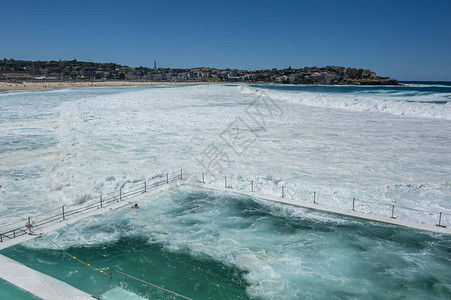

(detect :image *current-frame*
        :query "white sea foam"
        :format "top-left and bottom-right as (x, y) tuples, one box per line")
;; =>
(101, 286), (147, 300)
(238, 85), (451, 120)
(1, 84), (450, 229)
(21, 186), (450, 299)
(402, 83), (451, 88)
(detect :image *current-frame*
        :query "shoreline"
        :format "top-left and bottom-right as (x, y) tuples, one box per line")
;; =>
(0, 80), (223, 92)
(0, 80), (411, 93)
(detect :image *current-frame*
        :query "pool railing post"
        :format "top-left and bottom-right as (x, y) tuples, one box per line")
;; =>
(166, 173), (169, 184)
(120, 189), (122, 201)
(313, 191), (316, 204)
(352, 198), (355, 211)
(391, 204), (395, 219)
(282, 186), (285, 198)
(62, 206), (65, 220)
(144, 181), (147, 193)
(202, 172), (205, 183)
(180, 169), (183, 180)
(436, 212), (446, 228)
(251, 180), (254, 192)
(224, 176), (227, 188)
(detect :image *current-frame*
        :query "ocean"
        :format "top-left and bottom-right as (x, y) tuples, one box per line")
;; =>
(0, 83), (450, 298)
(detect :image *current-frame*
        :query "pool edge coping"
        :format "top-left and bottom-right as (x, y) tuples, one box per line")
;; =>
(1, 178), (449, 300)
(0, 181), (178, 299)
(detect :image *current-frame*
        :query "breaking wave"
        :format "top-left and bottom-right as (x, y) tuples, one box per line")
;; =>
(239, 85), (451, 120)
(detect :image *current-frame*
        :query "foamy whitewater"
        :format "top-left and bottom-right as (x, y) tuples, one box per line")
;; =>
(1, 83), (450, 298)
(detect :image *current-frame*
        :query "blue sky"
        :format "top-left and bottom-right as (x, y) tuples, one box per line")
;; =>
(2, 0), (451, 81)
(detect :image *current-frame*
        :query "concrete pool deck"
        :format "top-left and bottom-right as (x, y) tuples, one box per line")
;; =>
(0, 181), (179, 299)
(184, 180), (451, 235)
(0, 254), (93, 300)
(0, 177), (449, 299)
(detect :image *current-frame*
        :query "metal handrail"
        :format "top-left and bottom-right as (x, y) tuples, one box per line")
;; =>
(0, 171), (183, 242)
(0, 228), (28, 242)
(1, 168), (449, 241)
(107, 270), (192, 300)
(4, 168), (445, 239)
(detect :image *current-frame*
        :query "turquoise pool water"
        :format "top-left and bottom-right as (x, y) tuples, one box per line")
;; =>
(2, 238), (248, 299)
(1, 187), (450, 299)
(0, 278), (40, 300)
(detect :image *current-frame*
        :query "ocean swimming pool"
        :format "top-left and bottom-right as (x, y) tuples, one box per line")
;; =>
(1, 186), (450, 299)
(0, 278), (40, 300)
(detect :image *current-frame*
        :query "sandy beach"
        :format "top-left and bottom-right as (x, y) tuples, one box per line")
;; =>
(0, 80), (222, 92)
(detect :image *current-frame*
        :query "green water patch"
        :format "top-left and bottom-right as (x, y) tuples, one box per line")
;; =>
(1, 236), (251, 299)
(0, 278), (41, 300)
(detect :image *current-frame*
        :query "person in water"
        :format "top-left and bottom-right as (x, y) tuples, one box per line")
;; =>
(131, 203), (139, 209)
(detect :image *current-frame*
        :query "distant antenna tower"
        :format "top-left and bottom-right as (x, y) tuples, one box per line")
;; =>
(154, 60), (157, 69)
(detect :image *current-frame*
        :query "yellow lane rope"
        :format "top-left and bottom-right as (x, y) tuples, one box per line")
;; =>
(32, 222), (105, 274)
(30, 218), (448, 299)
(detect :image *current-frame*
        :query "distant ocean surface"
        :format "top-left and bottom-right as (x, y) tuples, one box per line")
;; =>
(0, 81), (450, 222)
(246, 81), (451, 119)
(400, 80), (451, 86)
(0, 82), (450, 298)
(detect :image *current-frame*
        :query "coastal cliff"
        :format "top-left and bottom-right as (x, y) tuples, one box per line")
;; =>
(270, 66), (398, 85)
